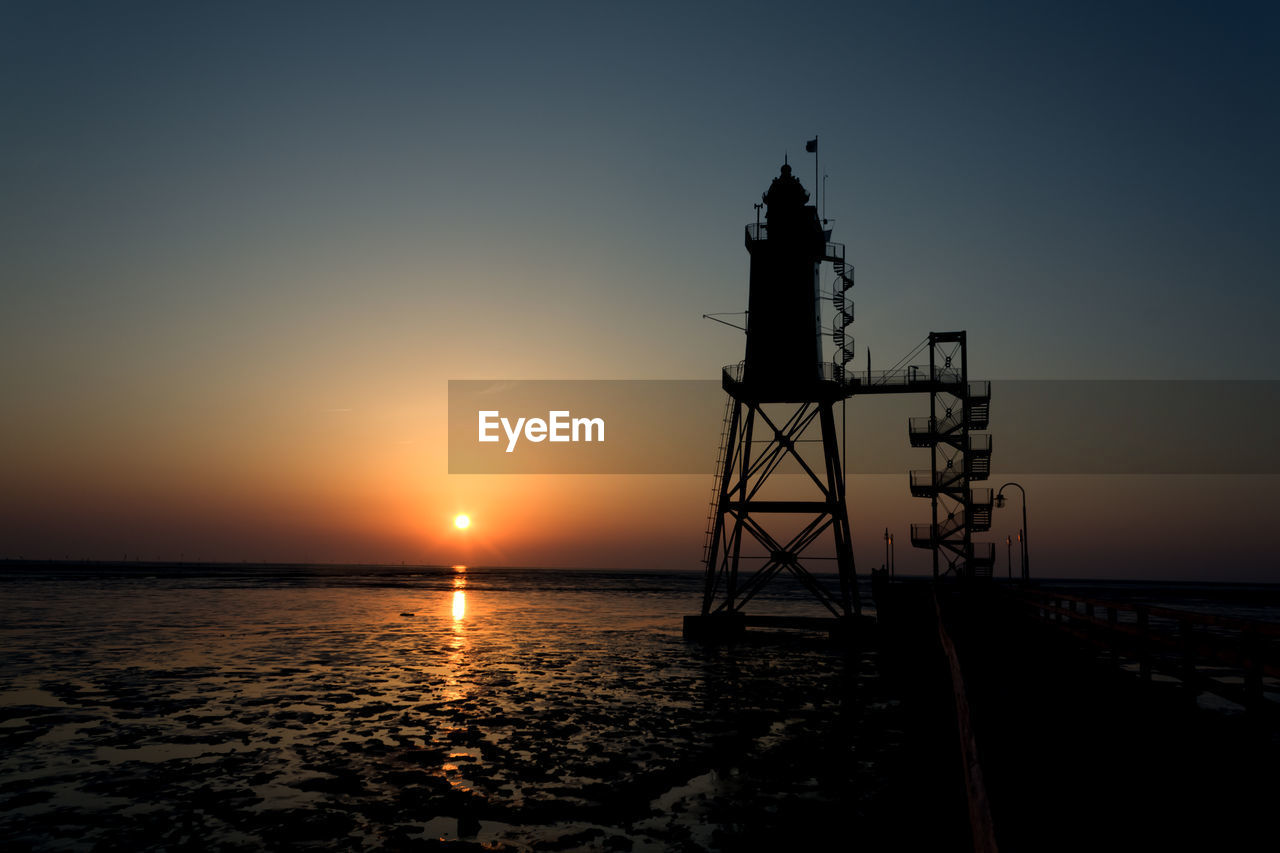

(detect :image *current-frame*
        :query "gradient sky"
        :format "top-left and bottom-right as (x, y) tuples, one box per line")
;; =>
(2, 2), (1277, 579)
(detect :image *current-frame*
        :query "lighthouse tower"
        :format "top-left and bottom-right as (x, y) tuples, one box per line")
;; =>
(691, 163), (859, 633)
(743, 163), (827, 392)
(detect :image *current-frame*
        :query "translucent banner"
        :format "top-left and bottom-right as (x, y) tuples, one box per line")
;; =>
(448, 379), (1280, 475)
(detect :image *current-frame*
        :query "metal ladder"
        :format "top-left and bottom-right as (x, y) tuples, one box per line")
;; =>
(702, 392), (735, 567)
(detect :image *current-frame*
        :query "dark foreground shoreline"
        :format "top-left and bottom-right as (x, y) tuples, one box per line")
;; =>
(2, 564), (963, 851)
(880, 580), (1280, 852)
(3, 563), (1277, 850)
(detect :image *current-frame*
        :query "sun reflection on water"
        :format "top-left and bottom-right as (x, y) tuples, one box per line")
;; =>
(442, 568), (469, 704)
(451, 566), (467, 623)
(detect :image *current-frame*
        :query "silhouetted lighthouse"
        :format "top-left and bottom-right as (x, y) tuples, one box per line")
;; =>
(743, 161), (826, 392)
(687, 158), (998, 640)
(691, 162), (858, 633)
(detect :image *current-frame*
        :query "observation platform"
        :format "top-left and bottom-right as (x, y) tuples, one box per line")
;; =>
(721, 362), (992, 404)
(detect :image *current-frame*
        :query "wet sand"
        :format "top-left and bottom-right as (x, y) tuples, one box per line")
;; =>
(1, 567), (958, 851)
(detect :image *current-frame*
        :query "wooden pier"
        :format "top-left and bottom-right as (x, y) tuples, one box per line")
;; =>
(872, 579), (1280, 852)
(1011, 586), (1280, 718)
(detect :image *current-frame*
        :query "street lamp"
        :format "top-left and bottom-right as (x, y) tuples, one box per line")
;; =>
(995, 482), (1029, 581)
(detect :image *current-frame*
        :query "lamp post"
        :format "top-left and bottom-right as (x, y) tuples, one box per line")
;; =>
(996, 483), (1029, 581)
(1006, 535), (1012, 580)
(883, 528), (891, 578)
(890, 532), (895, 577)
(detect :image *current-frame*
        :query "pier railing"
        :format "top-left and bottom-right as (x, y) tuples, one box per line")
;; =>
(721, 361), (975, 395)
(721, 361), (845, 386)
(1011, 588), (1280, 717)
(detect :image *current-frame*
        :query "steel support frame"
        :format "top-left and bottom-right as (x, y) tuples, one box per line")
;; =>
(701, 394), (858, 618)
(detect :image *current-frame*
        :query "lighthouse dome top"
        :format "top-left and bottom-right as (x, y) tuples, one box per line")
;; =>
(762, 162), (810, 215)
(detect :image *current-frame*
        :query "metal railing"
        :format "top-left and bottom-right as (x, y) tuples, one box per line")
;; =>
(909, 469), (935, 493)
(968, 433), (992, 453)
(971, 542), (995, 565)
(723, 361), (979, 392)
(1012, 588), (1280, 716)
(910, 413), (964, 436)
(910, 468), (966, 490)
(864, 365), (963, 387)
(722, 361), (847, 386)
(910, 523), (935, 545)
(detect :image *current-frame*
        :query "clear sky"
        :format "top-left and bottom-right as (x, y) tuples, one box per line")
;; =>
(2, 1), (1277, 579)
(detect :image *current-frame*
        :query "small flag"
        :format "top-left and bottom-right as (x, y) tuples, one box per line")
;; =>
(805, 137), (817, 153)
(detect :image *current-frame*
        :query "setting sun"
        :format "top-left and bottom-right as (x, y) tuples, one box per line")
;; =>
(454, 514), (471, 530)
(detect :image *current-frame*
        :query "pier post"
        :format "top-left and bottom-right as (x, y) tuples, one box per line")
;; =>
(1137, 606), (1151, 682)
(1179, 619), (1197, 700)
(1107, 606), (1118, 667)
(1243, 627), (1263, 713)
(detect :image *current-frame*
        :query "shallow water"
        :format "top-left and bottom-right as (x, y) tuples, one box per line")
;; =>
(1, 566), (899, 851)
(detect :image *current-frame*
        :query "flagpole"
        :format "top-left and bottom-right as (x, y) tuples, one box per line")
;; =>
(813, 135), (819, 220)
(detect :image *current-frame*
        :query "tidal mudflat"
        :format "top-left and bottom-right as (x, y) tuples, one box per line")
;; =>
(1, 567), (938, 851)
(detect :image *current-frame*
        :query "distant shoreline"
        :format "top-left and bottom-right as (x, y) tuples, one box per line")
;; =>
(0, 558), (704, 574)
(2, 558), (1277, 591)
